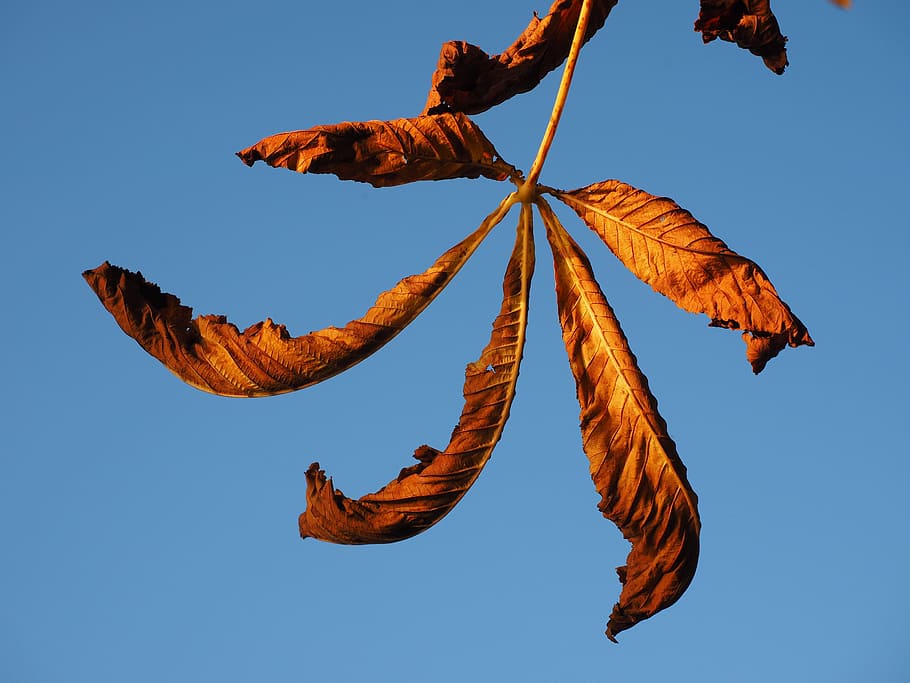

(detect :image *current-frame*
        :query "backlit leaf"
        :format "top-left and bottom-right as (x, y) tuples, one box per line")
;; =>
(695, 0), (788, 74)
(82, 197), (514, 397)
(298, 204), (534, 543)
(550, 180), (813, 372)
(237, 112), (517, 187)
(538, 198), (700, 642)
(423, 0), (618, 115)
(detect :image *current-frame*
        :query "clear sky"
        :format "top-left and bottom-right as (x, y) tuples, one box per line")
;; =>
(3, 2), (909, 681)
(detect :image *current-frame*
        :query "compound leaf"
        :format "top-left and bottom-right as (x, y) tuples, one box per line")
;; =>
(539, 198), (700, 642)
(423, 0), (618, 115)
(82, 198), (513, 397)
(237, 112), (517, 187)
(298, 204), (534, 543)
(550, 180), (813, 372)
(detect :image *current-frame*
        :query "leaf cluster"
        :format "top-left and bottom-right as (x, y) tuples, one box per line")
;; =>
(85, 0), (844, 641)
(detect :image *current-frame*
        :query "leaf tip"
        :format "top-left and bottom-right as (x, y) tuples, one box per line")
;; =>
(236, 147), (259, 167)
(82, 260), (109, 281)
(604, 603), (628, 643)
(83, 260), (123, 290)
(744, 332), (787, 374)
(744, 322), (814, 373)
(299, 462), (331, 540)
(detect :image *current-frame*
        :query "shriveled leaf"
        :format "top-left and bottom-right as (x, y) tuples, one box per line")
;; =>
(299, 205), (534, 543)
(423, 0), (618, 115)
(538, 198), (700, 642)
(695, 0), (788, 74)
(550, 180), (813, 372)
(83, 197), (514, 397)
(237, 112), (517, 187)
(829, 0), (851, 6)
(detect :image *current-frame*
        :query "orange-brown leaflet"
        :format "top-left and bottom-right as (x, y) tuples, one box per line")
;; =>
(695, 0), (788, 74)
(550, 180), (813, 372)
(237, 112), (517, 187)
(299, 204), (534, 543)
(423, 0), (618, 115)
(82, 198), (513, 397)
(538, 198), (700, 642)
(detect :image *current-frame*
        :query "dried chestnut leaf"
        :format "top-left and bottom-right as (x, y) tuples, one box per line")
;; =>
(539, 199), (700, 641)
(299, 205), (534, 543)
(423, 0), (618, 115)
(238, 112), (517, 187)
(695, 0), (788, 74)
(83, 198), (513, 397)
(550, 180), (813, 372)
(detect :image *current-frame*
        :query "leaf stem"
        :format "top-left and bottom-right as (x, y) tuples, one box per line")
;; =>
(522, 0), (594, 195)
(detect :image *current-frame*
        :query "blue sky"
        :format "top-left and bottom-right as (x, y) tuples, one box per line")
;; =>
(3, 1), (909, 681)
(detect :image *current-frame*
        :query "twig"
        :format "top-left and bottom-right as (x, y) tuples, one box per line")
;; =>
(520, 0), (594, 197)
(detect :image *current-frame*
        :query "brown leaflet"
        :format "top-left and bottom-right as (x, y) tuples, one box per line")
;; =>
(298, 204), (534, 544)
(237, 112), (517, 187)
(537, 198), (700, 642)
(550, 180), (813, 372)
(83, 197), (515, 397)
(422, 0), (618, 116)
(695, 0), (788, 74)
